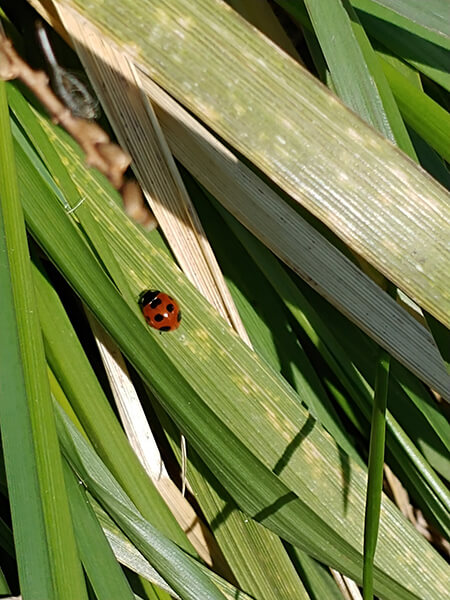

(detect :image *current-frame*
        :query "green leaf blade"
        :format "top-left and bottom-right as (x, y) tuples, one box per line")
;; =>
(0, 81), (87, 600)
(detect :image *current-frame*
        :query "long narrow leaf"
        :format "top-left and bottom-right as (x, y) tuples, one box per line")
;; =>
(0, 81), (87, 600)
(303, 0), (414, 155)
(0, 82), (53, 600)
(363, 348), (389, 599)
(12, 116), (450, 599)
(62, 461), (136, 600)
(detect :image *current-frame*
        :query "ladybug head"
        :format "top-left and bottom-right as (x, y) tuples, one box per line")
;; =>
(138, 289), (160, 307)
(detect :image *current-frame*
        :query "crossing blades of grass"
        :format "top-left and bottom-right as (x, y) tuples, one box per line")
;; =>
(155, 180), (314, 597)
(55, 403), (228, 600)
(302, 0), (415, 155)
(61, 23), (250, 343)
(277, 3), (450, 186)
(92, 498), (255, 600)
(211, 187), (450, 542)
(379, 57), (450, 161)
(140, 79), (449, 398)
(188, 177), (360, 462)
(351, 0), (450, 47)
(25, 0), (450, 394)
(215, 202), (450, 511)
(272, 7), (449, 481)
(62, 460), (136, 600)
(8, 93), (196, 556)
(353, 2), (450, 90)
(156, 401), (312, 600)
(30, 252), (194, 554)
(281, 6), (406, 598)
(12, 115), (450, 599)
(56, 0), (450, 328)
(0, 81), (87, 600)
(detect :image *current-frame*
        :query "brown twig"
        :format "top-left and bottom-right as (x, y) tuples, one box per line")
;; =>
(0, 31), (153, 229)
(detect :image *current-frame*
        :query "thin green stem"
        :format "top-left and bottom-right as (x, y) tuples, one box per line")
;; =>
(363, 347), (390, 599)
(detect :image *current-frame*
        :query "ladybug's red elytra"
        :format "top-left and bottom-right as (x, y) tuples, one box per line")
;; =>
(139, 290), (181, 332)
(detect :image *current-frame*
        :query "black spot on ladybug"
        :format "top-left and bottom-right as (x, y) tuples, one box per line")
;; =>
(154, 313), (164, 322)
(159, 325), (171, 331)
(166, 303), (174, 312)
(177, 311), (182, 322)
(150, 298), (162, 309)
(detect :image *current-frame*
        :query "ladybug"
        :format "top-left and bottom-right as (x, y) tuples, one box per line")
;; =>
(139, 290), (181, 332)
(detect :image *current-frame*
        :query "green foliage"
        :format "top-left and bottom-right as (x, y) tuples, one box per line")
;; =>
(0, 2), (448, 600)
